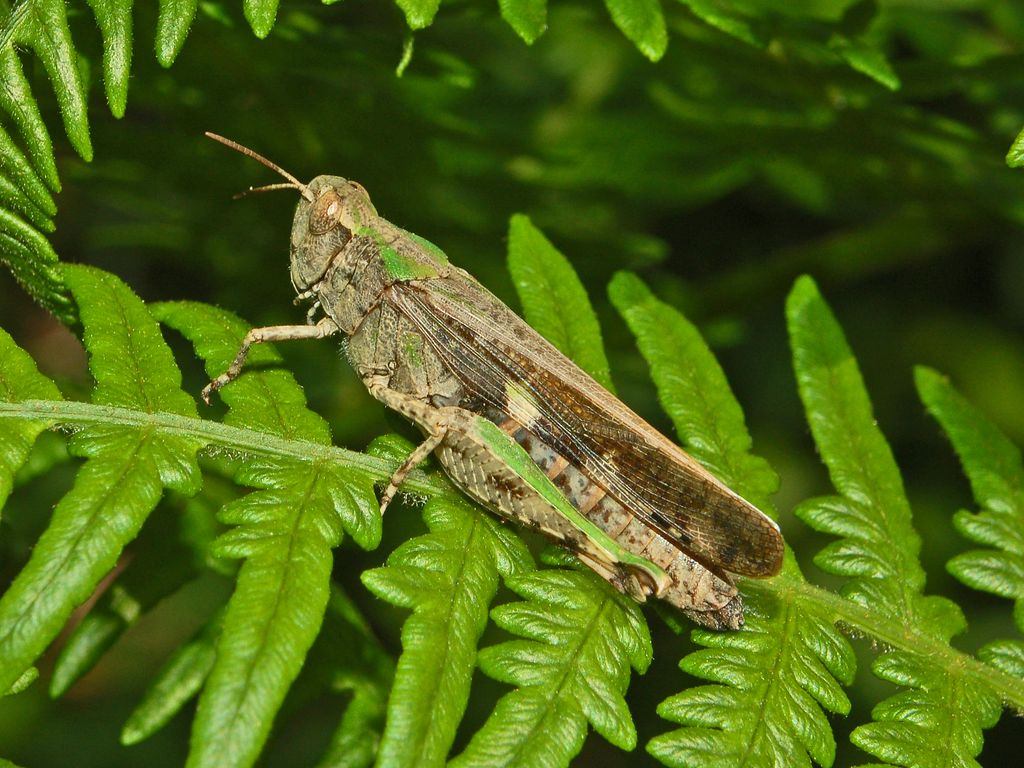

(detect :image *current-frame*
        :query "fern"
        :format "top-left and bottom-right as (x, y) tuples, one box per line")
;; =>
(361, 486), (533, 766)
(786, 277), (1005, 767)
(0, 265), (203, 694)
(437, 221), (650, 766)
(613, 272), (856, 768)
(452, 569), (651, 767)
(0, 325), (60, 512)
(2, 223), (1024, 766)
(0, 265), (450, 764)
(153, 300), (386, 767)
(915, 368), (1024, 675)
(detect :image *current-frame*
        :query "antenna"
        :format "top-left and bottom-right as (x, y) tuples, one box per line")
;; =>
(205, 132), (314, 202)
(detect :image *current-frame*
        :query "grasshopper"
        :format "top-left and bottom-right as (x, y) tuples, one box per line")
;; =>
(202, 134), (784, 629)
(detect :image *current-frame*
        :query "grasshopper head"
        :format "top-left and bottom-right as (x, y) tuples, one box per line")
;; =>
(203, 133), (378, 294)
(289, 175), (376, 292)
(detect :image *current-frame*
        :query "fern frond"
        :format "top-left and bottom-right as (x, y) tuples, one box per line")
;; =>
(608, 272), (855, 768)
(452, 569), (651, 766)
(0, 325), (61, 511)
(850, 651), (1002, 768)
(654, 605), (855, 768)
(121, 611), (221, 745)
(506, 213), (614, 392)
(498, 0), (546, 45)
(49, 497), (211, 696)
(312, 587), (394, 768)
(785, 276), (997, 768)
(361, 477), (533, 768)
(0, 0), (196, 321)
(2, 0), (91, 160)
(915, 367), (1024, 631)
(0, 0), (90, 319)
(787, 276), (958, 628)
(0, 265), (203, 693)
(0, 266), (480, 765)
(154, 301), (381, 768)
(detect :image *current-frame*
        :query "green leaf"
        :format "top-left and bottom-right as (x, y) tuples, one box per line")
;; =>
(608, 271), (776, 511)
(604, 0), (668, 61)
(0, 206), (73, 323)
(396, 0), (441, 30)
(0, 326), (61, 511)
(6, 0), (93, 161)
(786, 275), (933, 620)
(3, 667), (38, 697)
(785, 276), (1001, 768)
(122, 613), (220, 745)
(851, 652), (1002, 767)
(0, 265), (202, 694)
(829, 34), (901, 91)
(362, 496), (533, 767)
(507, 214), (615, 392)
(916, 366), (1024, 630)
(678, 0), (760, 47)
(155, 0), (198, 67)
(0, 50), (59, 189)
(188, 462), (353, 768)
(451, 570), (651, 767)
(243, 0), (278, 39)
(979, 639), (1024, 679)
(1007, 125), (1024, 168)
(499, 0), (547, 44)
(650, 601), (854, 768)
(0, 172), (54, 234)
(0, 125), (55, 217)
(609, 273), (854, 768)
(83, 0), (134, 117)
(155, 302), (381, 768)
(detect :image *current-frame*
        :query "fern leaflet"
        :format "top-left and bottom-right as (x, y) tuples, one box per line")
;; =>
(786, 276), (999, 768)
(0, 265), (203, 694)
(609, 272), (855, 768)
(452, 569), (652, 766)
(154, 301), (380, 768)
(362, 474), (533, 767)
(916, 367), (1024, 630)
(0, 325), (61, 511)
(915, 366), (1024, 687)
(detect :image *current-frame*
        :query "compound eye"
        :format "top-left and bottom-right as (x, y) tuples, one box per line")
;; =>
(309, 189), (344, 235)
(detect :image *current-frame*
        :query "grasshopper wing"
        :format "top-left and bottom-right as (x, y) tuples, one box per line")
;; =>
(389, 271), (784, 578)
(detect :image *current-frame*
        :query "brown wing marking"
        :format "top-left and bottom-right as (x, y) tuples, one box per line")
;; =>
(387, 276), (784, 578)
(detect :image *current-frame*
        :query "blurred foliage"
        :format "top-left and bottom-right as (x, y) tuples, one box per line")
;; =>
(1, 0), (1024, 765)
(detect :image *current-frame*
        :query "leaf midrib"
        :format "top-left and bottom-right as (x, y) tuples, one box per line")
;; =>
(0, 399), (455, 499)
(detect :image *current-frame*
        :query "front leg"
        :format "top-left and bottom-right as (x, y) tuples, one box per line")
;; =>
(202, 316), (340, 403)
(367, 382), (450, 515)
